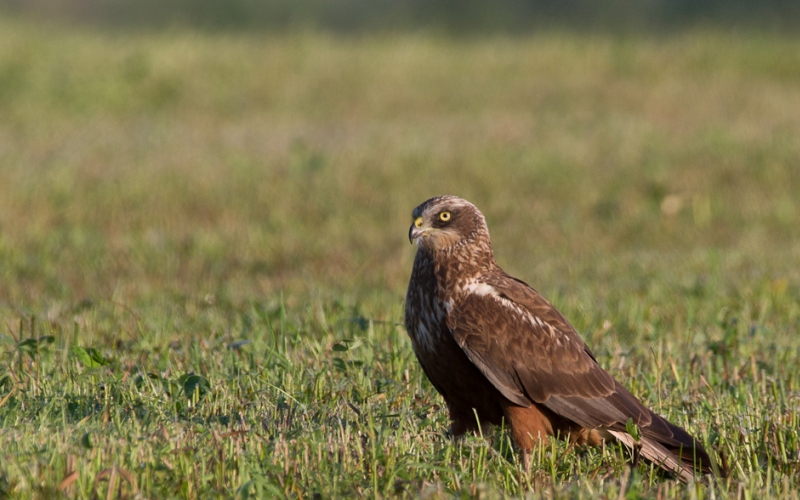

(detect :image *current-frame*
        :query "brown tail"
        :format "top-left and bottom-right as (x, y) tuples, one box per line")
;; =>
(607, 410), (722, 482)
(659, 416), (716, 473)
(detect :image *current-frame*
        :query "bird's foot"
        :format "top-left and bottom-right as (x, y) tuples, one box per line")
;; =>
(521, 450), (532, 471)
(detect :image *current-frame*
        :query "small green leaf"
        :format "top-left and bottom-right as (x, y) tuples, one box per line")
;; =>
(626, 418), (641, 443)
(351, 317), (369, 331)
(17, 336), (55, 357)
(71, 346), (92, 366)
(71, 346), (109, 368)
(332, 338), (363, 352)
(332, 358), (347, 371)
(88, 347), (109, 366)
(276, 395), (289, 410)
(81, 433), (93, 449)
(181, 373), (210, 400)
(134, 372), (162, 389)
(235, 480), (256, 500)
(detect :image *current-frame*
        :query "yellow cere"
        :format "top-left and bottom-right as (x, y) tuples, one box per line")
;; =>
(415, 217), (424, 228)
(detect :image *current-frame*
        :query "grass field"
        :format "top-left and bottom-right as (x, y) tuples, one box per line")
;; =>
(1, 17), (800, 498)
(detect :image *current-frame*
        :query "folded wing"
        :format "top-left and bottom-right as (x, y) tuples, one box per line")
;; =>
(447, 274), (714, 479)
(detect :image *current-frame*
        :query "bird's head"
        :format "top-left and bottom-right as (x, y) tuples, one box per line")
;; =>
(408, 195), (491, 253)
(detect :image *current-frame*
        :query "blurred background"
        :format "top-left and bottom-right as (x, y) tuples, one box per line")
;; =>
(2, 6), (799, 497)
(1, 0), (799, 316)
(3, 0), (800, 33)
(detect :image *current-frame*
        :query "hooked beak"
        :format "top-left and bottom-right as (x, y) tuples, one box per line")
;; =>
(408, 217), (427, 244)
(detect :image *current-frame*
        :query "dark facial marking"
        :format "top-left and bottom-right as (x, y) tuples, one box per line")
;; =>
(432, 209), (457, 228)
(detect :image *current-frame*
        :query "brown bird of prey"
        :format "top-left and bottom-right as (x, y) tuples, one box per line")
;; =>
(404, 195), (718, 482)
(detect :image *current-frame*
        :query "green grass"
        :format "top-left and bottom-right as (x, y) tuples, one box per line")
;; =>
(1, 17), (800, 498)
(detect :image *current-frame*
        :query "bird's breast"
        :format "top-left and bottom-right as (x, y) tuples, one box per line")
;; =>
(406, 291), (447, 355)
(405, 254), (449, 355)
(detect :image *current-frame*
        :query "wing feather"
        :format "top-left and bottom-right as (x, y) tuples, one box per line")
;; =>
(447, 274), (716, 477)
(449, 275), (687, 443)
(448, 277), (624, 414)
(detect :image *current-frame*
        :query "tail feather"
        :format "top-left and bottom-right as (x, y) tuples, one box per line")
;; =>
(606, 430), (696, 482)
(659, 417), (715, 474)
(607, 412), (721, 482)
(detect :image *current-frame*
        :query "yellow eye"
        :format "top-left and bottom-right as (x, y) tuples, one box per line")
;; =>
(439, 211), (451, 222)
